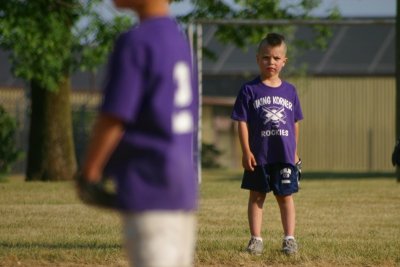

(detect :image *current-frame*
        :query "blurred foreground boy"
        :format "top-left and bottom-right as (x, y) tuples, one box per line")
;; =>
(231, 33), (303, 255)
(80, 0), (198, 266)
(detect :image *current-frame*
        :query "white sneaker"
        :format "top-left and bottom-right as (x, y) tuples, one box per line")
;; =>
(282, 238), (298, 255)
(246, 237), (263, 255)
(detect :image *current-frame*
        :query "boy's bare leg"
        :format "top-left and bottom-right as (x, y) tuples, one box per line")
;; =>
(275, 195), (295, 237)
(248, 190), (266, 237)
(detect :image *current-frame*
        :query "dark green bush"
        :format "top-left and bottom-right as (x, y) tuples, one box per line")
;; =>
(202, 142), (222, 169)
(72, 105), (97, 167)
(0, 106), (21, 179)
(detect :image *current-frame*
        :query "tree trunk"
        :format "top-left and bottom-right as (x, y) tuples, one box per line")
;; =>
(26, 77), (77, 181)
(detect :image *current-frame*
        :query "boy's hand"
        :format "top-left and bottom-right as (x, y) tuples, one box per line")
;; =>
(242, 151), (257, 171)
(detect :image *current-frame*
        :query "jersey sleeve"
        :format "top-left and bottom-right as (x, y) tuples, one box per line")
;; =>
(101, 31), (146, 123)
(231, 85), (251, 122)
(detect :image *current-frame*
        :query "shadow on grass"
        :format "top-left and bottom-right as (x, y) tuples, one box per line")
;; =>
(0, 241), (121, 250)
(203, 168), (397, 181)
(302, 172), (396, 179)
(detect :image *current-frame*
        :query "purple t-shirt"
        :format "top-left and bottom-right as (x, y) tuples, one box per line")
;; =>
(231, 77), (303, 165)
(101, 17), (198, 212)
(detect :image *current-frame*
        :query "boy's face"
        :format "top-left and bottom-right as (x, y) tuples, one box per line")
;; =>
(256, 43), (287, 79)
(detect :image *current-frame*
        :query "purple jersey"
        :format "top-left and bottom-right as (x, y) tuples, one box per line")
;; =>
(101, 17), (198, 212)
(231, 77), (303, 165)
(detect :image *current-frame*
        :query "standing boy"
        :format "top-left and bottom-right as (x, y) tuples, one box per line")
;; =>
(79, 0), (198, 266)
(231, 33), (303, 255)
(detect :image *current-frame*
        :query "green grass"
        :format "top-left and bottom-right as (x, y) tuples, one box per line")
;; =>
(1, 170), (400, 266)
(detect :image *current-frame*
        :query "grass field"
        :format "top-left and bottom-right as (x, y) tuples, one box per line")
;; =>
(0, 170), (399, 267)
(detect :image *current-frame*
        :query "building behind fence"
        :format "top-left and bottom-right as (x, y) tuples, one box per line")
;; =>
(1, 75), (395, 174)
(198, 20), (395, 174)
(0, 19), (396, 175)
(201, 76), (395, 173)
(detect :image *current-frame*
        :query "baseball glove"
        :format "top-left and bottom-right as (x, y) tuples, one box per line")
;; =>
(392, 137), (400, 167)
(75, 172), (118, 209)
(295, 159), (302, 180)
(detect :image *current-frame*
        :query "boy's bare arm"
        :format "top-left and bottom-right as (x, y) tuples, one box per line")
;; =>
(82, 113), (124, 182)
(238, 121), (257, 171)
(294, 122), (300, 163)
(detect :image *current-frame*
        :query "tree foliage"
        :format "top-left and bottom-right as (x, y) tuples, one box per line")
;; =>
(177, 0), (340, 72)
(0, 0), (132, 92)
(0, 0), (132, 181)
(0, 106), (21, 180)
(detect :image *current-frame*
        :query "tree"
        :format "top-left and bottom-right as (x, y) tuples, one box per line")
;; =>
(178, 0), (339, 73)
(0, 1), (131, 181)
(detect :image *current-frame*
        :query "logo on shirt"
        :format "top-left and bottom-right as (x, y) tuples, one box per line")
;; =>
(253, 96), (292, 138)
(262, 105), (287, 127)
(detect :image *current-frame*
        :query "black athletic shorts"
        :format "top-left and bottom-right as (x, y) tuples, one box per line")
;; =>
(241, 163), (299, 196)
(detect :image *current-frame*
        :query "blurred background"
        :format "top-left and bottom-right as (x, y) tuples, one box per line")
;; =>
(0, 0), (397, 177)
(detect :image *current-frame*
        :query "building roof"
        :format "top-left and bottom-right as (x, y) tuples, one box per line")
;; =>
(0, 19), (395, 91)
(202, 22), (395, 76)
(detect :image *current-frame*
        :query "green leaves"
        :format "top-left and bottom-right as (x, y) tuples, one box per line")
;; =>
(73, 14), (132, 72)
(0, 0), (132, 92)
(0, 1), (78, 91)
(0, 106), (22, 179)
(178, 0), (340, 77)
